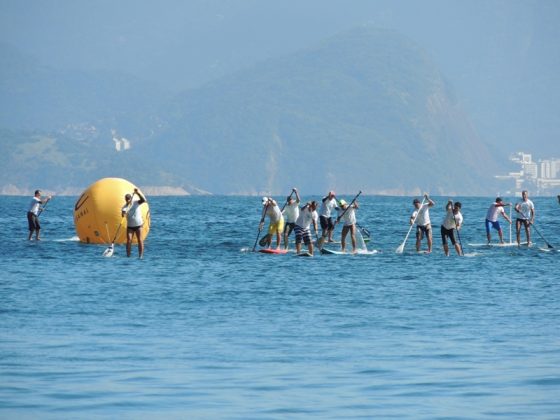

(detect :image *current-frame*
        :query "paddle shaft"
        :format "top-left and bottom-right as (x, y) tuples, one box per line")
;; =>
(37, 197), (51, 216)
(252, 202), (269, 251)
(516, 208), (553, 249)
(280, 190), (296, 212)
(335, 191), (362, 226)
(396, 196), (427, 252)
(110, 191), (135, 244)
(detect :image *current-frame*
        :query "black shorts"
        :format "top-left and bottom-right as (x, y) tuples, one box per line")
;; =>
(127, 225), (143, 233)
(320, 216), (334, 231)
(416, 224), (431, 237)
(27, 212), (40, 231)
(516, 218), (530, 228)
(441, 226), (456, 246)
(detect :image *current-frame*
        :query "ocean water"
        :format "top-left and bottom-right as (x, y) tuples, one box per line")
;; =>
(1, 195), (559, 419)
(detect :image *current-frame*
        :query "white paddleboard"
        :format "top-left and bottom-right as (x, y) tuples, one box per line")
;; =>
(468, 242), (527, 248)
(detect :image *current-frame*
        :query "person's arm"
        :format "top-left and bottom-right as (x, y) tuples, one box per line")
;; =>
(446, 200), (453, 212)
(425, 193), (435, 207)
(502, 210), (512, 224)
(530, 205), (535, 224)
(134, 188), (146, 204)
(293, 188), (300, 204)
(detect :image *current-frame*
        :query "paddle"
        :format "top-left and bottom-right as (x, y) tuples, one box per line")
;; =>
(450, 201), (464, 256)
(516, 208), (553, 249)
(396, 196), (426, 254)
(103, 191), (134, 257)
(252, 201), (270, 252)
(37, 196), (52, 216)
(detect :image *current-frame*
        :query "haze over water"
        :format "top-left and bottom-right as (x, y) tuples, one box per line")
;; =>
(1, 195), (559, 418)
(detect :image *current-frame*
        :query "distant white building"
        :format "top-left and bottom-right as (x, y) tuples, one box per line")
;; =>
(496, 152), (560, 196)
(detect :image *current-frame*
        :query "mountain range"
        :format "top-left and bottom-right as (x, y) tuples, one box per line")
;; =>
(0, 26), (503, 195)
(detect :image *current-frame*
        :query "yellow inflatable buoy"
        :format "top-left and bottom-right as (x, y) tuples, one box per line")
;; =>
(74, 178), (150, 244)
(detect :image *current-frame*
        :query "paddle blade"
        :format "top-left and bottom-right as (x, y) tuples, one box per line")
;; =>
(259, 233), (272, 247)
(103, 244), (114, 257)
(395, 244), (405, 254)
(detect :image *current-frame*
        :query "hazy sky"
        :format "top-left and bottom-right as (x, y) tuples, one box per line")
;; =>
(1, 0), (558, 156)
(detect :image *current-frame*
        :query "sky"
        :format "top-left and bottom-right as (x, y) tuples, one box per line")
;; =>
(1, 0), (558, 158)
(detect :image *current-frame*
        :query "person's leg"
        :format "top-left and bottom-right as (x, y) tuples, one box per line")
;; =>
(136, 228), (144, 258)
(35, 227), (41, 240)
(126, 229), (133, 257)
(498, 228), (504, 243)
(427, 228), (433, 253)
(486, 220), (492, 244)
(516, 219), (522, 245)
(416, 228), (422, 252)
(327, 218), (335, 242)
(454, 243), (462, 255)
(341, 226), (348, 252)
(350, 224), (356, 253)
(441, 226), (449, 256)
(525, 222), (531, 245)
(295, 227), (302, 254)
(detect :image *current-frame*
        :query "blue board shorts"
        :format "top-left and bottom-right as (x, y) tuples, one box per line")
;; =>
(485, 219), (501, 234)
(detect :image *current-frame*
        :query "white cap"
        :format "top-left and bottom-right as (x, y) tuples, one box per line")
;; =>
(262, 196), (268, 205)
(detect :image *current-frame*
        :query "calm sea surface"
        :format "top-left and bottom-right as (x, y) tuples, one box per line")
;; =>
(1, 195), (559, 419)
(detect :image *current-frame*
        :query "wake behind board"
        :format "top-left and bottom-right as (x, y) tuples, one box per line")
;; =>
(259, 248), (288, 255)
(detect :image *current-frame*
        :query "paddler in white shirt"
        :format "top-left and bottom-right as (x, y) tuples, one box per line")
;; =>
(514, 190), (535, 246)
(410, 193), (435, 253)
(282, 188), (300, 250)
(294, 201), (319, 255)
(441, 200), (463, 256)
(485, 197), (512, 244)
(337, 199), (360, 253)
(259, 197), (284, 249)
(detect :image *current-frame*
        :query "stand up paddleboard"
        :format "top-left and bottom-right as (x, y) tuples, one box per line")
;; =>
(320, 248), (345, 255)
(468, 242), (527, 248)
(297, 252), (313, 257)
(259, 248), (288, 255)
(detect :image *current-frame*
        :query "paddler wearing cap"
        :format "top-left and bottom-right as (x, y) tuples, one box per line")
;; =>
(259, 197), (284, 249)
(122, 188), (147, 258)
(410, 193), (435, 253)
(485, 197), (511, 244)
(336, 198), (359, 253)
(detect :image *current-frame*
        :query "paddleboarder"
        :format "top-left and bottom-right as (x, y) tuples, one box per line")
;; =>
(410, 193), (435, 253)
(122, 189), (147, 258)
(318, 191), (338, 245)
(27, 189), (52, 240)
(294, 201), (319, 256)
(485, 197), (512, 244)
(337, 199), (359, 253)
(514, 190), (535, 246)
(282, 188), (300, 249)
(259, 197), (284, 249)
(441, 200), (463, 256)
